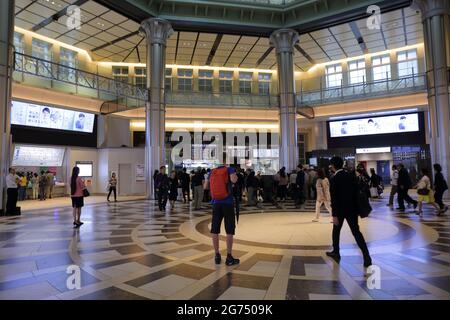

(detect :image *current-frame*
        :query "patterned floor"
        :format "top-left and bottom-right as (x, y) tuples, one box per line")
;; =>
(0, 196), (449, 300)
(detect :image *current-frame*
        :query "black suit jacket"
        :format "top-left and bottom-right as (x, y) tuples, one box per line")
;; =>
(398, 167), (412, 189)
(330, 169), (358, 218)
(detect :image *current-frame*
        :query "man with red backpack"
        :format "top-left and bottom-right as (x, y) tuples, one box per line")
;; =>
(204, 164), (239, 266)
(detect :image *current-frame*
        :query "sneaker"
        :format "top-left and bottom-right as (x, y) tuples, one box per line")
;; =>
(396, 208), (406, 212)
(214, 253), (221, 265)
(442, 206), (449, 214)
(312, 218), (319, 222)
(225, 256), (240, 266)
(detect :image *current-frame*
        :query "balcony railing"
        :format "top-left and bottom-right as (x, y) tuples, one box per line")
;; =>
(13, 52), (148, 111)
(297, 73), (427, 106)
(166, 91), (279, 109)
(13, 52), (430, 115)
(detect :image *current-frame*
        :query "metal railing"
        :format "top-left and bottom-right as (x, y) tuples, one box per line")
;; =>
(13, 52), (148, 111)
(297, 73), (427, 106)
(166, 91), (279, 109)
(13, 52), (431, 114)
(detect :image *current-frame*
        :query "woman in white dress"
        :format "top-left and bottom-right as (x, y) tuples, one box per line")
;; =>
(416, 168), (441, 217)
(312, 168), (332, 222)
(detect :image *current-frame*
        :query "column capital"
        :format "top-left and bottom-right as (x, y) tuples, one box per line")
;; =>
(139, 18), (174, 45)
(269, 29), (299, 54)
(411, 0), (450, 21)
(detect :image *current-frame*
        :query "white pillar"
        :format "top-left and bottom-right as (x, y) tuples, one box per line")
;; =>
(0, 0), (15, 214)
(413, 0), (450, 184)
(140, 18), (173, 199)
(270, 29), (300, 172)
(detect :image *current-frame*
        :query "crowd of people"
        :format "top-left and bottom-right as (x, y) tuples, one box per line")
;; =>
(152, 165), (324, 212)
(6, 170), (55, 202)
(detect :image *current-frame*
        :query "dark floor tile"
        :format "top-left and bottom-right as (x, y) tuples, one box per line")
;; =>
(109, 237), (133, 245)
(110, 230), (133, 236)
(420, 276), (450, 292)
(286, 279), (348, 300)
(75, 286), (149, 300)
(290, 256), (326, 276)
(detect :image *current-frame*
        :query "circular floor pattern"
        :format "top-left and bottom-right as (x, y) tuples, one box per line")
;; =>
(190, 210), (439, 254)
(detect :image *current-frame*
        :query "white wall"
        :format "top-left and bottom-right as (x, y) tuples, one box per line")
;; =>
(66, 147), (145, 195)
(97, 147), (145, 195)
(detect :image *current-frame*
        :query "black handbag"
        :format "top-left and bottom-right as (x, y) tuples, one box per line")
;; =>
(357, 190), (372, 218)
(83, 189), (90, 197)
(417, 188), (429, 196)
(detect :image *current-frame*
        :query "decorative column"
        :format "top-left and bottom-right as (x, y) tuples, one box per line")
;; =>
(0, 0), (15, 214)
(140, 18), (173, 199)
(412, 0), (450, 186)
(270, 29), (300, 171)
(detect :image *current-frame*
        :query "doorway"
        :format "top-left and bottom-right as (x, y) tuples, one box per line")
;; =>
(377, 161), (391, 185)
(118, 164), (132, 196)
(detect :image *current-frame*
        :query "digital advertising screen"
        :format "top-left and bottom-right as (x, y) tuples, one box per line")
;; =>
(11, 101), (95, 133)
(329, 113), (419, 138)
(76, 162), (93, 177)
(12, 145), (66, 167)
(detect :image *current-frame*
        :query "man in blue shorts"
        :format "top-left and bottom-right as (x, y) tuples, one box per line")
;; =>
(205, 164), (239, 266)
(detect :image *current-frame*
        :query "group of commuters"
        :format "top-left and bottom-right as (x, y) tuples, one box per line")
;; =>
(6, 170), (55, 202)
(200, 158), (373, 267)
(152, 165), (324, 213)
(388, 163), (448, 216)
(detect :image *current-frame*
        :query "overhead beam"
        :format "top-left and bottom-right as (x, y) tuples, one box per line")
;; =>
(91, 31), (140, 52)
(205, 34), (223, 66)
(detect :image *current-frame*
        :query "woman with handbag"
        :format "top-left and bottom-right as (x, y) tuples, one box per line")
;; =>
(71, 166), (88, 228)
(416, 168), (441, 217)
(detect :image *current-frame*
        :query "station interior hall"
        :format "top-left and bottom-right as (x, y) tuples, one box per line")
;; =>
(0, 0), (449, 301)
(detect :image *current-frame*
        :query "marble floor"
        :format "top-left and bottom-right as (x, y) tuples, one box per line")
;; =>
(0, 195), (449, 300)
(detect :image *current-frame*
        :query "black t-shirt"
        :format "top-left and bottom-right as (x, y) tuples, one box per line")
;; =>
(191, 173), (204, 187)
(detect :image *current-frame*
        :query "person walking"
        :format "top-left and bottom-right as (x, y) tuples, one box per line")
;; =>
(415, 168), (442, 217)
(47, 171), (55, 199)
(246, 170), (258, 206)
(433, 163), (448, 214)
(70, 166), (87, 228)
(192, 167), (204, 210)
(168, 170), (179, 211)
(153, 169), (159, 200)
(205, 164), (239, 266)
(155, 166), (170, 211)
(388, 165), (399, 207)
(369, 168), (383, 199)
(397, 163), (418, 212)
(38, 171), (47, 201)
(312, 168), (332, 222)
(309, 168), (318, 200)
(276, 167), (288, 201)
(31, 173), (39, 200)
(326, 156), (372, 268)
(295, 164), (305, 209)
(203, 168), (211, 203)
(180, 168), (191, 203)
(107, 172), (117, 202)
(6, 168), (20, 215)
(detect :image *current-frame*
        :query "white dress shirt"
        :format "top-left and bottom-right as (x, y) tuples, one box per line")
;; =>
(6, 174), (19, 189)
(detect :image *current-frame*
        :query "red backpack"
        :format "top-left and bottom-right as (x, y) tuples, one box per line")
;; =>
(210, 167), (230, 200)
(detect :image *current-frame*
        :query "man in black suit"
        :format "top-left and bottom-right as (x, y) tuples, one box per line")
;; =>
(396, 163), (418, 212)
(326, 156), (372, 268)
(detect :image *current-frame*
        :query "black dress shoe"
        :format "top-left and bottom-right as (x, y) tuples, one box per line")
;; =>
(225, 256), (240, 266)
(214, 253), (221, 265)
(326, 251), (341, 262)
(413, 202), (418, 210)
(364, 256), (372, 268)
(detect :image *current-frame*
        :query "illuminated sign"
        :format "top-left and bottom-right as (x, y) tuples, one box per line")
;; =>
(11, 101), (95, 133)
(329, 113), (419, 138)
(356, 147), (391, 154)
(12, 145), (65, 167)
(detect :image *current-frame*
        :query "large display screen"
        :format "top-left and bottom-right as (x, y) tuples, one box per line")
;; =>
(11, 101), (95, 133)
(76, 162), (93, 177)
(329, 113), (419, 138)
(12, 145), (65, 167)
